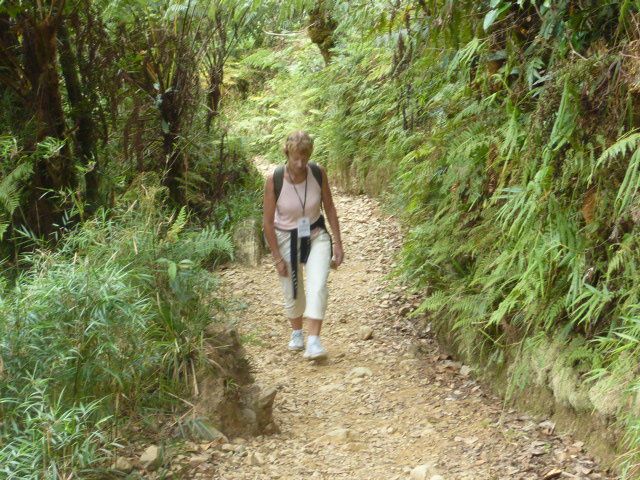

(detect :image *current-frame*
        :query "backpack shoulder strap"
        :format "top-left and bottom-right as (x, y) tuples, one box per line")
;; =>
(308, 162), (323, 188)
(273, 165), (285, 202)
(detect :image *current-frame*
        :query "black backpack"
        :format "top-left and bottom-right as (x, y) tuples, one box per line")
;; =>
(273, 162), (323, 201)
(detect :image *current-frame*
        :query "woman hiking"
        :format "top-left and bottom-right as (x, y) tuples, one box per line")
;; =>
(262, 131), (344, 360)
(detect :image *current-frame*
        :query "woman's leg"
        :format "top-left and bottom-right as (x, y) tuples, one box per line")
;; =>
(302, 231), (332, 358)
(290, 316), (303, 330)
(307, 318), (322, 335)
(276, 231), (306, 328)
(279, 253), (306, 351)
(303, 231), (332, 321)
(280, 269), (305, 325)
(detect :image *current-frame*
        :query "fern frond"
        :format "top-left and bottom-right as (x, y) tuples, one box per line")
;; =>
(0, 161), (33, 215)
(595, 131), (640, 169)
(167, 207), (188, 242)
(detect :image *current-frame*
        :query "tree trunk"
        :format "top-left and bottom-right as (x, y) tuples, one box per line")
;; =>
(58, 22), (99, 210)
(205, 63), (223, 132)
(206, 13), (226, 133)
(22, 14), (75, 238)
(0, 14), (26, 120)
(159, 88), (186, 204)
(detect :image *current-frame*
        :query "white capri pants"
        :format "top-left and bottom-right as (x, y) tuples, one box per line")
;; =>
(276, 229), (332, 320)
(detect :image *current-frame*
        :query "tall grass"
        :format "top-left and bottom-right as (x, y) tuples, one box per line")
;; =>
(0, 175), (233, 477)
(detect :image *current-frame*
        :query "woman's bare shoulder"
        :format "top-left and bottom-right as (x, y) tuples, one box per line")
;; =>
(316, 163), (328, 177)
(263, 172), (276, 196)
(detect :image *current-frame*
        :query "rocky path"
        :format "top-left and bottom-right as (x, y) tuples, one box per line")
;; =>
(207, 183), (614, 479)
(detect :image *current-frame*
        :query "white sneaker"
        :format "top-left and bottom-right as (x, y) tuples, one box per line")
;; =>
(303, 336), (327, 360)
(288, 330), (304, 351)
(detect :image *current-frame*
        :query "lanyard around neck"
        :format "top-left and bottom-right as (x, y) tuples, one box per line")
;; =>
(287, 165), (307, 215)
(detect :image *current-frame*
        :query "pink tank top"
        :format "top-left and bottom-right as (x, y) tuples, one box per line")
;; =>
(274, 167), (322, 231)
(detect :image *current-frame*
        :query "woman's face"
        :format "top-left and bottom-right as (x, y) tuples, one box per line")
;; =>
(287, 148), (310, 174)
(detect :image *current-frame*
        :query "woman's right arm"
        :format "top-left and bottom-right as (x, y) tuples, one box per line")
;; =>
(263, 174), (288, 277)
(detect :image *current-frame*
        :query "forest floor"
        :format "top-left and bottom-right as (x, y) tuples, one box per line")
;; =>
(189, 160), (615, 480)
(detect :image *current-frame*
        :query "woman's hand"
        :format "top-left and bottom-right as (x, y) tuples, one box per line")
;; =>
(264, 175), (289, 278)
(274, 257), (288, 277)
(319, 166), (344, 270)
(332, 242), (344, 268)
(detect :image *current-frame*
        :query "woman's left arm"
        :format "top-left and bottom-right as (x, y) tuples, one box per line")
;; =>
(320, 166), (344, 267)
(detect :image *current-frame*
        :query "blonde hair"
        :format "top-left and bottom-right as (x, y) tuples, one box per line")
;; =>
(283, 131), (314, 158)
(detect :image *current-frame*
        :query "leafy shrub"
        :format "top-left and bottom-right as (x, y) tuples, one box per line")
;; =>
(0, 176), (233, 477)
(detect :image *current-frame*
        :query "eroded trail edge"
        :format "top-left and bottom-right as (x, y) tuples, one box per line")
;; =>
(211, 188), (612, 480)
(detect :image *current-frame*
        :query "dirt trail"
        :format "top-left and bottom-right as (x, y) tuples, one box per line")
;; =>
(208, 165), (613, 480)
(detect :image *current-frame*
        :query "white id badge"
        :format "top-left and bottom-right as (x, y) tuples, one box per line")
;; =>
(297, 217), (311, 238)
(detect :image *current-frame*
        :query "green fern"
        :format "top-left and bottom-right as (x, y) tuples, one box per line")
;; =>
(167, 206), (188, 242)
(0, 161), (33, 216)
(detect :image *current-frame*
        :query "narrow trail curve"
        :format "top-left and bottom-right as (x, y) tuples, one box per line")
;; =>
(210, 166), (613, 480)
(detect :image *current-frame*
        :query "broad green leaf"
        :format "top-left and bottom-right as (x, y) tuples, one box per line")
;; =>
(168, 261), (177, 280)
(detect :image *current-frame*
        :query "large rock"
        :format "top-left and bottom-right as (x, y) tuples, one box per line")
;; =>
(194, 326), (255, 438)
(240, 407), (258, 432)
(140, 445), (162, 471)
(253, 386), (278, 431)
(232, 218), (263, 266)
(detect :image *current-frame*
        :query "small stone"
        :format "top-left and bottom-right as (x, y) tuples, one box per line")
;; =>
(112, 457), (133, 473)
(538, 420), (556, 434)
(543, 469), (563, 480)
(189, 454), (209, 467)
(418, 425), (436, 437)
(319, 383), (344, 393)
(359, 326), (374, 340)
(348, 367), (372, 378)
(184, 441), (199, 452)
(459, 365), (472, 377)
(325, 427), (353, 443)
(221, 443), (235, 452)
(400, 356), (415, 365)
(246, 452), (265, 466)
(140, 445), (162, 471)
(411, 463), (438, 480)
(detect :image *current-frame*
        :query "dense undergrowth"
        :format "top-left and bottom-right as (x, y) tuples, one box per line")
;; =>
(0, 1), (270, 476)
(229, 1), (640, 474)
(0, 175), (240, 478)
